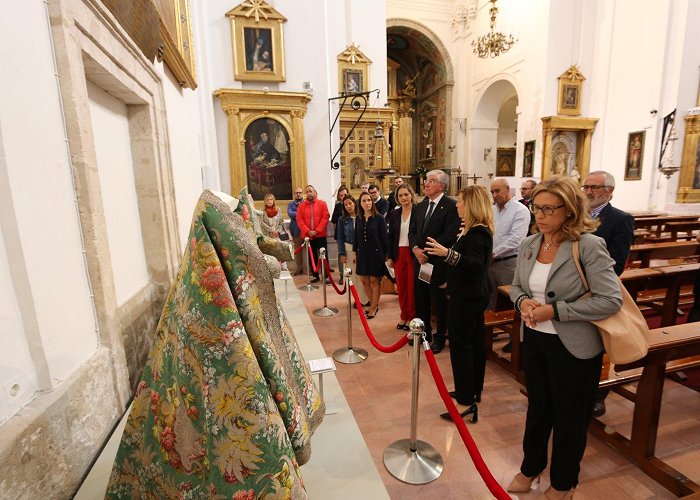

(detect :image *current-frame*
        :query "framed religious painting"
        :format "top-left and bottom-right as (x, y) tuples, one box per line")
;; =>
(624, 131), (645, 180)
(557, 65), (585, 116)
(226, 1), (286, 82)
(522, 140), (535, 177)
(496, 148), (516, 177)
(337, 44), (371, 95)
(676, 110), (700, 203)
(540, 116), (598, 181)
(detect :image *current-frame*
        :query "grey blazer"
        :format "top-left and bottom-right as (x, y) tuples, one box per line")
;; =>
(509, 232), (623, 359)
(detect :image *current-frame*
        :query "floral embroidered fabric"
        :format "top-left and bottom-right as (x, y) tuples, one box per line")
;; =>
(106, 190), (323, 499)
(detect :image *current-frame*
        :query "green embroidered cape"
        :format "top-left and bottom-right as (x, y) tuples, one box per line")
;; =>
(106, 190), (324, 499)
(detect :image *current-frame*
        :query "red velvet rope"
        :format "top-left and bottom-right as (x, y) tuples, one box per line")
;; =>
(322, 259), (346, 295)
(307, 244), (318, 274)
(423, 348), (510, 499)
(294, 244), (303, 256)
(349, 284), (409, 353)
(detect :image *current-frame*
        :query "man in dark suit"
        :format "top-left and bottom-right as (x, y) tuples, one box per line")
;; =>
(409, 170), (461, 353)
(584, 170), (634, 416)
(369, 184), (389, 216)
(519, 179), (536, 236)
(387, 176), (404, 212)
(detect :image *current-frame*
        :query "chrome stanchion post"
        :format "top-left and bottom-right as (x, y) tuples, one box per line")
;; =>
(332, 268), (368, 364)
(313, 248), (338, 317)
(298, 237), (318, 291)
(383, 318), (443, 484)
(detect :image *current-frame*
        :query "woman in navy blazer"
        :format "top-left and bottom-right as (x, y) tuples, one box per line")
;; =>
(354, 192), (388, 318)
(506, 177), (622, 498)
(426, 185), (493, 423)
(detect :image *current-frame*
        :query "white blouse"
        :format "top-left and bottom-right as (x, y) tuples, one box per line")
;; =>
(528, 260), (557, 334)
(398, 212), (411, 247)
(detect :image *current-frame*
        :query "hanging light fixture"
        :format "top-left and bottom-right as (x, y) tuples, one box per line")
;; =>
(472, 0), (517, 59)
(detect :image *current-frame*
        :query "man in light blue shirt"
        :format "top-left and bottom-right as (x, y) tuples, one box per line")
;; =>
(489, 178), (531, 312)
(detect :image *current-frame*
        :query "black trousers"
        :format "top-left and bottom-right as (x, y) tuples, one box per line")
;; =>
(448, 296), (488, 405)
(414, 278), (448, 341)
(309, 237), (327, 278)
(520, 327), (603, 491)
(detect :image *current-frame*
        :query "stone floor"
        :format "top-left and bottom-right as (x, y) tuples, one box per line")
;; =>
(297, 270), (700, 499)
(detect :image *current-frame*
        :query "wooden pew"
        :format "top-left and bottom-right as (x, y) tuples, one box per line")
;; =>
(634, 215), (700, 241)
(641, 263), (699, 326)
(589, 322), (700, 496)
(663, 220), (700, 241)
(627, 241), (700, 268)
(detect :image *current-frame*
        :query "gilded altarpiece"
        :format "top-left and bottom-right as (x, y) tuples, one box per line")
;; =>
(676, 112), (700, 203)
(541, 116), (598, 182)
(339, 107), (394, 197)
(214, 89), (309, 216)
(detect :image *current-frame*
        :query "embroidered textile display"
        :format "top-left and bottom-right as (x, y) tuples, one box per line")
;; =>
(106, 189), (324, 498)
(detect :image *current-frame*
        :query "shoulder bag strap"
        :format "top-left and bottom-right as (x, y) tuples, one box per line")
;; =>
(571, 240), (591, 292)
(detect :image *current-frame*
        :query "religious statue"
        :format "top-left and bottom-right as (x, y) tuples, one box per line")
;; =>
(552, 144), (568, 176)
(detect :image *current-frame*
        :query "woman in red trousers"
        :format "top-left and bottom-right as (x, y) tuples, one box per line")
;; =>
(386, 183), (417, 330)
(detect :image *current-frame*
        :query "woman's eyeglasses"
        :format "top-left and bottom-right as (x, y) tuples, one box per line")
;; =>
(529, 204), (565, 215)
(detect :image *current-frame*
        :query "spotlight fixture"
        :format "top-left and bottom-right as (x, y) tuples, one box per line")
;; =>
(472, 0), (517, 59)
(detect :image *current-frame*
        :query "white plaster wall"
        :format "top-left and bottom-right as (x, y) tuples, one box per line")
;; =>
(158, 64), (206, 245)
(202, 0), (388, 203)
(0, 0), (96, 390)
(87, 81), (150, 306)
(0, 228), (37, 421)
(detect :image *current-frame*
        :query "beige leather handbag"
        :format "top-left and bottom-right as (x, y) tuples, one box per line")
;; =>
(572, 241), (649, 364)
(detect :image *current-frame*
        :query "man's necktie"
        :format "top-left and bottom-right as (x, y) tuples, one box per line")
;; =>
(423, 200), (435, 231)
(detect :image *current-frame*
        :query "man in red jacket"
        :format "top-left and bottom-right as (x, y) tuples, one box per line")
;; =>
(297, 185), (330, 282)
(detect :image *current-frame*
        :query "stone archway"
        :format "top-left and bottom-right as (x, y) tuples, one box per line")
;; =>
(470, 78), (520, 184)
(386, 19), (453, 176)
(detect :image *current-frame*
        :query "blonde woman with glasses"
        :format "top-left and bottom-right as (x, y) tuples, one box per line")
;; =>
(506, 176), (622, 499)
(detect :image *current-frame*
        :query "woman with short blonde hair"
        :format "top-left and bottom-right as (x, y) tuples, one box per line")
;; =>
(506, 176), (621, 498)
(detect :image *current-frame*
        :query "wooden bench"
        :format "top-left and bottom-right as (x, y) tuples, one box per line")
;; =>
(634, 215), (700, 241)
(664, 220), (700, 241)
(588, 322), (700, 496)
(628, 241), (700, 268)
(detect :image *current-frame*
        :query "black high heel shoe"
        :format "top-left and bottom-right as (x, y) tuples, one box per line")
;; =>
(440, 403), (478, 423)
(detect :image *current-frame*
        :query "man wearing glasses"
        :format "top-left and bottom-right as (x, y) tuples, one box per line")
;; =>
(287, 187), (305, 275)
(369, 184), (389, 216)
(583, 170), (634, 417)
(519, 179), (537, 236)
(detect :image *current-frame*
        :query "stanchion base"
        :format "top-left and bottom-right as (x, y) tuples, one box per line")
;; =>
(332, 347), (368, 364)
(313, 306), (339, 317)
(383, 439), (443, 485)
(298, 283), (319, 291)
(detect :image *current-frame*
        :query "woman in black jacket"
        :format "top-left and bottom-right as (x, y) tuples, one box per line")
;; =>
(354, 192), (388, 319)
(426, 185), (493, 422)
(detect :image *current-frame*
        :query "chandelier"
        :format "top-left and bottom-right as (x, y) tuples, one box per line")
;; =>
(472, 0), (517, 59)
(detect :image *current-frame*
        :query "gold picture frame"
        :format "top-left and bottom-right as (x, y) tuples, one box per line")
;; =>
(557, 65), (585, 116)
(159, 0), (197, 89)
(541, 116), (598, 181)
(676, 112), (700, 203)
(213, 89), (310, 216)
(226, 1), (286, 82)
(337, 44), (371, 94)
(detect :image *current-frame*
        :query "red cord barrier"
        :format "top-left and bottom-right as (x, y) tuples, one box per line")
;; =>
(349, 284), (408, 353)
(307, 244), (318, 274)
(323, 259), (346, 295)
(423, 348), (510, 500)
(294, 244), (303, 256)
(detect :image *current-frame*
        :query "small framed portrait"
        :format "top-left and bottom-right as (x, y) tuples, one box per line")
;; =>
(523, 140), (535, 177)
(496, 148), (516, 177)
(557, 65), (585, 116)
(337, 44), (371, 95)
(624, 131), (645, 180)
(342, 70), (363, 94)
(227, 1), (286, 82)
